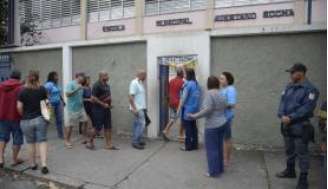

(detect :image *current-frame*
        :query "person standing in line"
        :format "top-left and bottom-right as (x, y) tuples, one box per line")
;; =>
(0, 70), (24, 168)
(276, 63), (319, 189)
(129, 70), (147, 150)
(82, 76), (94, 147)
(44, 71), (65, 139)
(219, 72), (237, 166)
(177, 68), (201, 151)
(162, 67), (185, 142)
(189, 76), (227, 177)
(89, 72), (119, 150)
(17, 70), (50, 174)
(318, 101), (326, 189)
(64, 73), (88, 149)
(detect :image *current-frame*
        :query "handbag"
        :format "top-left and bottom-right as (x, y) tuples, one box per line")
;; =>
(144, 110), (151, 127)
(40, 99), (51, 122)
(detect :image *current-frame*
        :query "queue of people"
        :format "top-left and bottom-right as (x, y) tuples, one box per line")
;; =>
(0, 62), (324, 189)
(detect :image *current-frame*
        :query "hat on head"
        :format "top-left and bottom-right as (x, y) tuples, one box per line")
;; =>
(286, 63), (307, 73)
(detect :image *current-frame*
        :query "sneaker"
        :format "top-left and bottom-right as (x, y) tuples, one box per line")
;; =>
(132, 143), (144, 150)
(276, 168), (296, 178)
(41, 166), (49, 174)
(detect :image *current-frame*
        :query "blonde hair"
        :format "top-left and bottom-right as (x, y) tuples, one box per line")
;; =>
(26, 70), (40, 89)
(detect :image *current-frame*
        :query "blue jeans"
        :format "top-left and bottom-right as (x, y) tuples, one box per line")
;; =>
(183, 119), (198, 151)
(21, 116), (48, 144)
(52, 103), (63, 138)
(132, 110), (145, 145)
(205, 125), (226, 176)
(0, 121), (23, 145)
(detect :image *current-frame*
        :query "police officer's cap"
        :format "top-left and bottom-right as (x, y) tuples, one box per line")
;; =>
(286, 63), (307, 73)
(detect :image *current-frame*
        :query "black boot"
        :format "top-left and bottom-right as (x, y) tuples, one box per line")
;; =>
(276, 164), (296, 178)
(296, 173), (308, 189)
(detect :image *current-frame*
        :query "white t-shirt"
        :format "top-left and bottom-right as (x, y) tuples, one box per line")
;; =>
(129, 78), (146, 111)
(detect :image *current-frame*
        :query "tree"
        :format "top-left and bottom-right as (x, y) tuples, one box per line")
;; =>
(0, 0), (8, 46)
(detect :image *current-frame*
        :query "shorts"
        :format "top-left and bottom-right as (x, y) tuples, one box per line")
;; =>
(21, 116), (48, 144)
(169, 108), (178, 120)
(92, 106), (111, 131)
(0, 121), (23, 145)
(224, 119), (233, 140)
(67, 110), (88, 127)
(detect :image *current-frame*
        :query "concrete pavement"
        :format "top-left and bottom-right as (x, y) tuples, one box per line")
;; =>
(1, 127), (323, 189)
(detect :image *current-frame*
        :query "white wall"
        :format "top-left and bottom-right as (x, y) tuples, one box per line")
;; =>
(146, 32), (210, 139)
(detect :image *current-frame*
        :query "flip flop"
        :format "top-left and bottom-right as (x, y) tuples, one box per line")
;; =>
(162, 132), (170, 142)
(65, 143), (73, 149)
(11, 159), (24, 167)
(85, 143), (95, 150)
(105, 146), (120, 150)
(81, 140), (88, 145)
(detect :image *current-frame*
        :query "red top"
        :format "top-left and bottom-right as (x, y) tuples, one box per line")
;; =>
(0, 79), (23, 121)
(169, 76), (184, 110)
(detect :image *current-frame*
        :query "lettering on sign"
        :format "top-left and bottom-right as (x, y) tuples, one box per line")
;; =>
(156, 18), (192, 27)
(102, 25), (125, 32)
(215, 13), (257, 22)
(263, 9), (295, 18)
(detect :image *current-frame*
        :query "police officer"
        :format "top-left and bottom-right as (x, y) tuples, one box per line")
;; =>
(276, 63), (319, 189)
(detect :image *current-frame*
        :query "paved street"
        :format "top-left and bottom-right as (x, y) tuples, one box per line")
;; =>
(2, 127), (322, 189)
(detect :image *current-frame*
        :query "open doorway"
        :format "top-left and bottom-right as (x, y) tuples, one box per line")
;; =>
(158, 54), (198, 139)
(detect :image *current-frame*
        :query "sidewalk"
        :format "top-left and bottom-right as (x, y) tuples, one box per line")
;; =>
(2, 127), (322, 189)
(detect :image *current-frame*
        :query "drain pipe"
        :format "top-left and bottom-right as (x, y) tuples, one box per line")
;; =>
(307, 0), (312, 24)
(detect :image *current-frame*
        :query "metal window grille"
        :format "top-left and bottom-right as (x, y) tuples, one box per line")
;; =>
(145, 0), (207, 16)
(19, 0), (81, 30)
(87, 0), (136, 23)
(215, 0), (295, 8)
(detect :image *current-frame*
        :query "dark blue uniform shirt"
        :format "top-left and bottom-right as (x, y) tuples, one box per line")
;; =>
(278, 79), (319, 125)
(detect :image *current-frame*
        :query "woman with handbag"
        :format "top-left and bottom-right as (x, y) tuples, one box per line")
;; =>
(17, 70), (50, 174)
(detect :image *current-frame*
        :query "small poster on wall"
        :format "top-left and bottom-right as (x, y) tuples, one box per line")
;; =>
(158, 54), (198, 78)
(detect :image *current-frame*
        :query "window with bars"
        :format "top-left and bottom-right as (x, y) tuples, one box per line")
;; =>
(19, 0), (81, 30)
(87, 0), (135, 22)
(215, 0), (294, 8)
(145, 0), (208, 16)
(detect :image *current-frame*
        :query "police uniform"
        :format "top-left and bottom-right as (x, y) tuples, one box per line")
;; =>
(277, 64), (319, 189)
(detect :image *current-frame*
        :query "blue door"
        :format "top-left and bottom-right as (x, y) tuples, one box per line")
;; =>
(159, 64), (169, 133)
(0, 54), (12, 82)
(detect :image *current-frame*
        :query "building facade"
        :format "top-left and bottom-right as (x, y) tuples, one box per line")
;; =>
(0, 0), (327, 148)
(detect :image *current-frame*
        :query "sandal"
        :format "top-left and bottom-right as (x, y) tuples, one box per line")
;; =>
(105, 146), (120, 150)
(85, 143), (95, 150)
(162, 132), (170, 142)
(30, 164), (38, 170)
(11, 159), (24, 167)
(64, 143), (73, 149)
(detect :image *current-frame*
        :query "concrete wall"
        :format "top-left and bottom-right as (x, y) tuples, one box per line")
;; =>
(211, 32), (327, 148)
(11, 49), (63, 86)
(72, 42), (147, 135)
(146, 32), (210, 138)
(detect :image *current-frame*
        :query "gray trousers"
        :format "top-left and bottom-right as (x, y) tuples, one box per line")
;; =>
(284, 136), (309, 174)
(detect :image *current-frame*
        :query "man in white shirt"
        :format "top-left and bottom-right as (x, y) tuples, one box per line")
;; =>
(129, 70), (147, 150)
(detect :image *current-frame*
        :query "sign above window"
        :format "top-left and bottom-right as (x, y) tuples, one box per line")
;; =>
(215, 13), (257, 22)
(263, 9), (295, 18)
(103, 25), (125, 32)
(156, 18), (192, 27)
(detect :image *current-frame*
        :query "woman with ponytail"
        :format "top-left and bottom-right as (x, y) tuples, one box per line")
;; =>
(17, 70), (50, 174)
